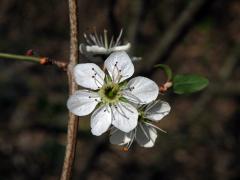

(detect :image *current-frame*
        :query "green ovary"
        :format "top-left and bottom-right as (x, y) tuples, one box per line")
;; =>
(98, 83), (121, 104)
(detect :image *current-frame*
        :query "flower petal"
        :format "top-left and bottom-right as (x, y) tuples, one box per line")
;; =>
(74, 63), (105, 90)
(67, 90), (100, 116)
(85, 45), (108, 54)
(104, 51), (134, 83)
(90, 105), (112, 136)
(109, 127), (132, 145)
(111, 102), (138, 133)
(144, 100), (171, 121)
(136, 123), (157, 148)
(123, 76), (159, 104)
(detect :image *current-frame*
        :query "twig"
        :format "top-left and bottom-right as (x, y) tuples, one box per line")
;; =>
(78, 138), (109, 180)
(127, 0), (144, 51)
(60, 0), (79, 180)
(0, 52), (68, 70)
(138, 0), (209, 74)
(0, 52), (40, 63)
(185, 45), (240, 122)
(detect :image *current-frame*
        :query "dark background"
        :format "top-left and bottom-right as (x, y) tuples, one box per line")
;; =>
(0, 0), (239, 179)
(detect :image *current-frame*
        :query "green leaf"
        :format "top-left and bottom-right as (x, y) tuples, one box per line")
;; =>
(154, 64), (173, 80)
(173, 74), (209, 94)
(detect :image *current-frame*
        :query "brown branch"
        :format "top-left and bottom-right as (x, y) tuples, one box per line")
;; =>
(127, 0), (144, 51)
(185, 45), (240, 122)
(60, 0), (79, 180)
(137, 0), (209, 74)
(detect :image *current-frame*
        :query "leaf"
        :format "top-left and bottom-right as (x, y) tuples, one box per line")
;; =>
(173, 74), (209, 94)
(154, 64), (172, 81)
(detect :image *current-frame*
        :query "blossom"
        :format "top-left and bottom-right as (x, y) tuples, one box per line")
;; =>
(110, 100), (171, 149)
(67, 51), (159, 136)
(80, 29), (131, 55)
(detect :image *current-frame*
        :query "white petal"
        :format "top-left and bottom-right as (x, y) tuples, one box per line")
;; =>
(90, 105), (112, 136)
(86, 45), (108, 54)
(109, 127), (132, 145)
(144, 100), (171, 121)
(74, 63), (105, 90)
(136, 123), (157, 148)
(109, 43), (131, 52)
(104, 51), (134, 83)
(111, 102), (138, 133)
(67, 90), (100, 116)
(123, 76), (159, 104)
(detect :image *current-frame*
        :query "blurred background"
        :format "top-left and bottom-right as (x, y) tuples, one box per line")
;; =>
(0, 0), (239, 179)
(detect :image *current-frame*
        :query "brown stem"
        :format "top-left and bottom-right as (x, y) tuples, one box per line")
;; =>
(60, 0), (79, 180)
(137, 0), (209, 74)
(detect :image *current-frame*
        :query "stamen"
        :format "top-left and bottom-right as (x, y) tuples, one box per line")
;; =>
(139, 123), (150, 140)
(121, 103), (134, 114)
(144, 122), (167, 133)
(94, 30), (101, 46)
(109, 35), (114, 48)
(111, 61), (123, 83)
(89, 34), (98, 45)
(93, 77), (102, 88)
(91, 68), (104, 87)
(104, 29), (108, 49)
(115, 28), (123, 47)
(110, 61), (118, 82)
(116, 103), (130, 120)
(122, 90), (142, 104)
(110, 128), (119, 135)
(126, 130), (136, 150)
(100, 35), (104, 47)
(110, 106), (117, 126)
(84, 33), (92, 45)
(144, 100), (159, 112)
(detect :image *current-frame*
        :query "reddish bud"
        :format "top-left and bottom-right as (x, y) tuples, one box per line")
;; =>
(122, 147), (129, 152)
(160, 81), (173, 93)
(26, 49), (34, 56)
(40, 57), (49, 65)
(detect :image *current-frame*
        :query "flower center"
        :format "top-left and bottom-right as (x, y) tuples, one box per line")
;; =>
(138, 111), (145, 121)
(98, 83), (121, 104)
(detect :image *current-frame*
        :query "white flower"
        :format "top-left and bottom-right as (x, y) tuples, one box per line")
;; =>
(67, 51), (159, 136)
(80, 29), (131, 55)
(110, 100), (171, 149)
